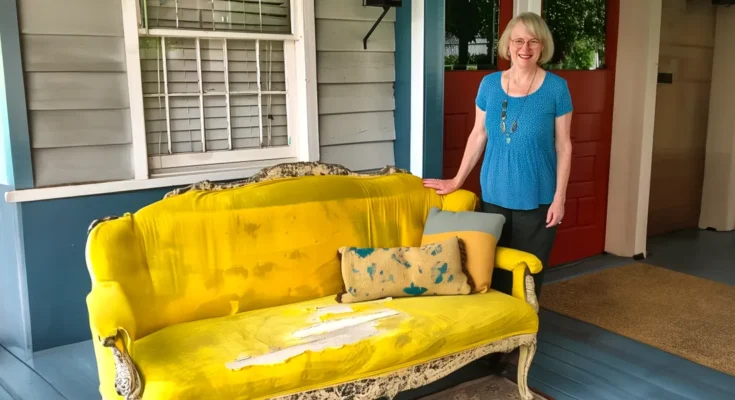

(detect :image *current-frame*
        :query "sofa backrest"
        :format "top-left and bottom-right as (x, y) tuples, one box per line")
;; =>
(86, 173), (476, 338)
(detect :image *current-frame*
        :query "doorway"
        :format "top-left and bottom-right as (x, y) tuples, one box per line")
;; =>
(647, 0), (716, 238)
(442, 0), (620, 267)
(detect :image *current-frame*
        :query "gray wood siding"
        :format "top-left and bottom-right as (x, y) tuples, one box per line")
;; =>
(16, 0), (398, 186)
(315, 0), (396, 171)
(18, 0), (133, 187)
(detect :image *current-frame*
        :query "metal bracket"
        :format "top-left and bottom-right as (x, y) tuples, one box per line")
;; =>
(363, 6), (391, 50)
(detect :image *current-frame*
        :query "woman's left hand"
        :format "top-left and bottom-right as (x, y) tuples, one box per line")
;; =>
(546, 198), (565, 228)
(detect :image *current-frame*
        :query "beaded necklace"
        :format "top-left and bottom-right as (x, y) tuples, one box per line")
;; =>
(500, 68), (537, 144)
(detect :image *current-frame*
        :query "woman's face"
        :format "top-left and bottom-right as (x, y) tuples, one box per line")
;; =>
(509, 22), (542, 68)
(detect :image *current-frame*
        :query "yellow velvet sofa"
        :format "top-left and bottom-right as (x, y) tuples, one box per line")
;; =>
(85, 162), (542, 400)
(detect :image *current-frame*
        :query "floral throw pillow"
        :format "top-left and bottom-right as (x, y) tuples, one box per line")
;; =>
(336, 236), (472, 303)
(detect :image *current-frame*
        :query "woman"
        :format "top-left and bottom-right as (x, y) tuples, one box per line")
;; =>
(424, 12), (573, 299)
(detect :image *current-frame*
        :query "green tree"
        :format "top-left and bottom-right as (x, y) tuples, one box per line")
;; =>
(477, 0), (501, 67)
(542, 0), (606, 70)
(445, 0), (486, 70)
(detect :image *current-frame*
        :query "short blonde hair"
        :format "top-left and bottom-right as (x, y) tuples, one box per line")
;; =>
(497, 12), (555, 65)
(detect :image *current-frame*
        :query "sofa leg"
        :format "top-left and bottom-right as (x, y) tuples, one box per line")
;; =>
(516, 338), (537, 400)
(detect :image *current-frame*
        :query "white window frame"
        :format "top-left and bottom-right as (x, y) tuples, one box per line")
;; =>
(5, 0), (320, 204)
(124, 0), (319, 180)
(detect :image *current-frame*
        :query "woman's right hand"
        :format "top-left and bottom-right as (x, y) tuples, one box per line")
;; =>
(423, 177), (462, 195)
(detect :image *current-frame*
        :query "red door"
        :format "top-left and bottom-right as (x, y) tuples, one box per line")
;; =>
(443, 0), (619, 267)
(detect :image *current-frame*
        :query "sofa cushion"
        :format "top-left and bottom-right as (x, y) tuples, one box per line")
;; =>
(336, 236), (472, 303)
(120, 292), (538, 400)
(421, 207), (506, 293)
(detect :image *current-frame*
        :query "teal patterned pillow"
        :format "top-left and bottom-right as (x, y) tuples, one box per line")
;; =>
(336, 236), (472, 303)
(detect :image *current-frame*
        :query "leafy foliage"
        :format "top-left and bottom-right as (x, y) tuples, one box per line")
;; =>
(446, 0), (494, 69)
(542, 0), (607, 70)
(445, 0), (607, 71)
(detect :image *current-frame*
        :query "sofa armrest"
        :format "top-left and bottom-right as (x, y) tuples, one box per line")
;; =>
(506, 266), (538, 312)
(495, 247), (542, 275)
(441, 189), (479, 212)
(493, 247), (542, 311)
(87, 281), (142, 399)
(87, 281), (137, 343)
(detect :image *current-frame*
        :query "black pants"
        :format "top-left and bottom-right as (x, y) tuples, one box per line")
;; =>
(482, 202), (557, 300)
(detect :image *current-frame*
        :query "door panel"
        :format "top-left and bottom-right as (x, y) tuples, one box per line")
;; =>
(547, 69), (613, 265)
(544, 0), (619, 266)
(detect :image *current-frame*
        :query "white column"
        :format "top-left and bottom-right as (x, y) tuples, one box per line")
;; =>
(294, 0), (320, 163)
(604, 0), (662, 257)
(513, 0), (542, 16)
(699, 6), (735, 232)
(410, 0), (424, 177)
(121, 0), (150, 178)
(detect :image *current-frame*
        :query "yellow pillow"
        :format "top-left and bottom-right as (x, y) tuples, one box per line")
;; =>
(337, 237), (471, 303)
(421, 207), (506, 293)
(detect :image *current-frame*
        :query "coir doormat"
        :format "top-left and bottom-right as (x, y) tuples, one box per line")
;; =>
(540, 263), (735, 376)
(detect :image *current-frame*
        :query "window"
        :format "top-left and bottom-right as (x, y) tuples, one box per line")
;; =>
(542, 0), (607, 70)
(142, 0), (293, 33)
(123, 0), (317, 179)
(445, 0), (501, 71)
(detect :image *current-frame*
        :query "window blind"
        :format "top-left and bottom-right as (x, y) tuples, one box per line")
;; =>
(144, 0), (292, 34)
(140, 37), (288, 158)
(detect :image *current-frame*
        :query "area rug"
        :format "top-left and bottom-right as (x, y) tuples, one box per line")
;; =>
(540, 262), (735, 376)
(421, 376), (548, 400)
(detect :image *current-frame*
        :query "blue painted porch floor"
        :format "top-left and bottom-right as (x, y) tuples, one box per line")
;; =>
(1, 229), (734, 399)
(526, 228), (735, 400)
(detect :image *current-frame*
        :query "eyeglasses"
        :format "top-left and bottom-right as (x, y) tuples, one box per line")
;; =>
(511, 38), (541, 49)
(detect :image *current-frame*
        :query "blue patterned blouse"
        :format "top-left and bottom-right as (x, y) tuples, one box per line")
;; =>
(474, 71), (573, 210)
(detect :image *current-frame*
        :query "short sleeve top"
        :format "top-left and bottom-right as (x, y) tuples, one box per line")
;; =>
(474, 71), (573, 210)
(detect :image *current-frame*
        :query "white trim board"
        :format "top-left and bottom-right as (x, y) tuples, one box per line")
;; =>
(139, 29), (299, 41)
(409, 0), (424, 177)
(4, 163), (290, 203)
(295, 0), (320, 162)
(121, 0), (148, 179)
(604, 0), (662, 257)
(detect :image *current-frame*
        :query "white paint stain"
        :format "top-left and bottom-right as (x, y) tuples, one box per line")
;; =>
(293, 309), (400, 339)
(226, 324), (380, 371)
(307, 298), (394, 323)
(307, 304), (354, 323)
(225, 306), (404, 371)
(225, 302), (404, 371)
